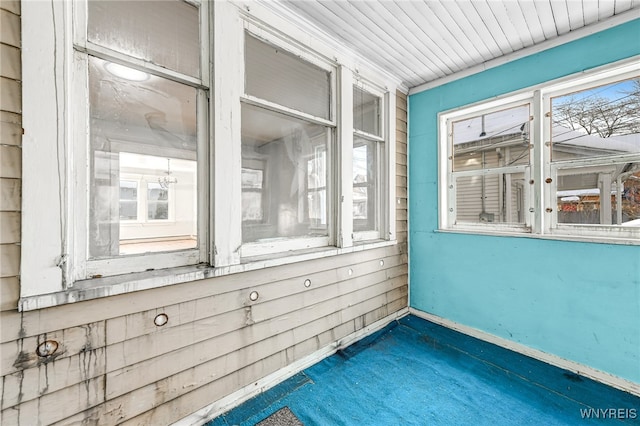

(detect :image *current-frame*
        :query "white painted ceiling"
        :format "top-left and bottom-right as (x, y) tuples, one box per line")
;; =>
(277, 0), (640, 90)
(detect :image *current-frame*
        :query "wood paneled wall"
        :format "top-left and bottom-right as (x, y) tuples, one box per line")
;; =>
(0, 4), (409, 421)
(0, 1), (21, 313)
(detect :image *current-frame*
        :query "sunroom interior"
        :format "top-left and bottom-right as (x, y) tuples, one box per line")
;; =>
(1, 1), (639, 425)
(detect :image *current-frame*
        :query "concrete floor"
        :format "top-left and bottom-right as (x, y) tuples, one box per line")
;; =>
(210, 315), (640, 425)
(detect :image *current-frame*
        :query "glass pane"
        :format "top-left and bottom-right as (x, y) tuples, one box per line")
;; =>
(119, 201), (137, 221)
(353, 87), (381, 136)
(88, 0), (200, 78)
(245, 34), (331, 119)
(89, 55), (198, 258)
(455, 171), (526, 224)
(556, 163), (640, 226)
(452, 105), (530, 171)
(241, 104), (330, 243)
(353, 137), (379, 232)
(119, 180), (137, 200)
(551, 78), (640, 161)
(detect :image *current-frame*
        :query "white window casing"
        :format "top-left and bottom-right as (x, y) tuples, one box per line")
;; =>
(20, 0), (399, 309)
(439, 59), (640, 244)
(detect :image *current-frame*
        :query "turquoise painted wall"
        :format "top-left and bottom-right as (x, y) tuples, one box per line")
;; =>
(409, 19), (640, 383)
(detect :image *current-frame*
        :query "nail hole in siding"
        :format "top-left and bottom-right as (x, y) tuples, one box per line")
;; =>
(379, 260), (384, 266)
(36, 340), (59, 358)
(348, 268), (353, 276)
(249, 291), (259, 301)
(154, 313), (169, 327)
(304, 279), (311, 288)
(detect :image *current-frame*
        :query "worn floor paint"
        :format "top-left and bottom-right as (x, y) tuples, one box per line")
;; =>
(210, 316), (640, 425)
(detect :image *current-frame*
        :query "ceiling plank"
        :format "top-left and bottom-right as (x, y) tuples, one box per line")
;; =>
(471, 0), (515, 56)
(353, 1), (449, 79)
(517, 0), (547, 44)
(567, 0), (585, 30)
(598, 0), (616, 20)
(550, 0), (572, 35)
(532, 1), (560, 40)
(378, 1), (456, 76)
(452, 1), (504, 58)
(582, 0), (600, 25)
(486, 1), (526, 51)
(439, 1), (496, 61)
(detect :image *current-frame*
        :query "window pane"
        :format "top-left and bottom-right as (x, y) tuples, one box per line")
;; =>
(551, 78), (640, 161)
(88, 55), (198, 258)
(245, 34), (331, 119)
(241, 104), (330, 243)
(353, 137), (379, 232)
(455, 172), (527, 224)
(452, 105), (530, 171)
(354, 87), (381, 136)
(556, 163), (640, 226)
(88, 0), (200, 78)
(119, 180), (138, 220)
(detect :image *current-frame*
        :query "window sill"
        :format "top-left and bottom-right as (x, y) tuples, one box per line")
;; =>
(436, 228), (640, 246)
(18, 239), (397, 312)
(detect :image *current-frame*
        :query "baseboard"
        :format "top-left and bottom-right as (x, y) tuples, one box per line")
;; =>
(174, 307), (410, 426)
(409, 308), (640, 397)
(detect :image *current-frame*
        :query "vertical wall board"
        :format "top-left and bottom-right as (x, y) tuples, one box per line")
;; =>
(0, 145), (21, 178)
(0, 211), (20, 243)
(0, 77), (21, 113)
(0, 276), (19, 311)
(409, 19), (640, 383)
(1, 347), (106, 410)
(0, 243), (19, 277)
(0, 179), (20, 211)
(1, 320), (105, 376)
(0, 9), (20, 48)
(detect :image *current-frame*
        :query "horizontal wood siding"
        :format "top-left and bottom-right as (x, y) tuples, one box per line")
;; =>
(0, 39), (409, 423)
(0, 1), (20, 319)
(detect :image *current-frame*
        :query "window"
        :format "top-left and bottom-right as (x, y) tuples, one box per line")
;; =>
(353, 86), (385, 240)
(71, 0), (209, 279)
(21, 1), (398, 306)
(440, 62), (639, 242)
(447, 102), (532, 230)
(547, 74), (640, 236)
(240, 33), (335, 256)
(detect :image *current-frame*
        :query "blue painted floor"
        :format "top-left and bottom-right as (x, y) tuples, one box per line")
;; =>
(210, 315), (640, 425)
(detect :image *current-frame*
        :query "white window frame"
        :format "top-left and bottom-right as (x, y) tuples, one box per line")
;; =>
(543, 66), (640, 241)
(71, 0), (210, 280)
(238, 28), (337, 258)
(20, 0), (399, 309)
(438, 60), (640, 244)
(439, 94), (534, 233)
(352, 80), (387, 242)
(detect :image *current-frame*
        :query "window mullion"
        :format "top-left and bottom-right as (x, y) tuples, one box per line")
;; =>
(339, 67), (354, 248)
(212, 0), (243, 266)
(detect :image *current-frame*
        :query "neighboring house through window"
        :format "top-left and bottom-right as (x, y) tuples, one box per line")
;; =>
(439, 62), (639, 243)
